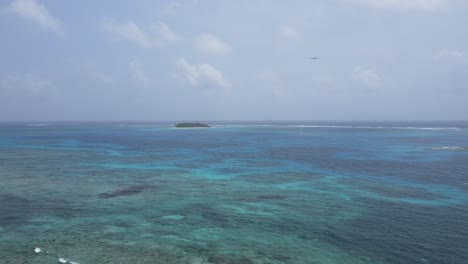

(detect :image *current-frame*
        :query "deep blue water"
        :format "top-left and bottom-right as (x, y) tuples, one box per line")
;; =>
(0, 121), (467, 263)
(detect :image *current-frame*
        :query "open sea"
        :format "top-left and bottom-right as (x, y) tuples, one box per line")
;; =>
(0, 121), (467, 264)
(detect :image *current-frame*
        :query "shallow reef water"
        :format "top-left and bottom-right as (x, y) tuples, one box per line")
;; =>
(0, 121), (468, 263)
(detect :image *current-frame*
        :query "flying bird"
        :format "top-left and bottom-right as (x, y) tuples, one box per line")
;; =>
(310, 57), (319, 60)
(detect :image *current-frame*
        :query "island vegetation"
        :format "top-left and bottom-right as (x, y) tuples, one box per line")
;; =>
(175, 122), (210, 128)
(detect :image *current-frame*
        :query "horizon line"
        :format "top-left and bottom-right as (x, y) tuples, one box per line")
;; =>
(1, 120), (468, 123)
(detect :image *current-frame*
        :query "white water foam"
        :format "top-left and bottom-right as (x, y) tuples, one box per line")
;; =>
(26, 123), (49, 127)
(432, 146), (463, 150)
(58, 255), (77, 263)
(286, 125), (460, 130)
(211, 124), (276, 128)
(32, 246), (79, 264)
(118, 124), (166, 127)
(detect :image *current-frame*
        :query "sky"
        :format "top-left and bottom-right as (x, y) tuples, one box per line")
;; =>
(0, 0), (467, 121)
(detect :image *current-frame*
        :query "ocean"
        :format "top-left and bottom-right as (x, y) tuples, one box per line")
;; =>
(1, 121), (467, 263)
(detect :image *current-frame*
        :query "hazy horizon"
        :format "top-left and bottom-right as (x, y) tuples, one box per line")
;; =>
(1, 0), (467, 121)
(1, 119), (468, 124)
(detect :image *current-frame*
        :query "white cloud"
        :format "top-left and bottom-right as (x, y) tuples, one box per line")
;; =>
(152, 21), (183, 43)
(279, 24), (300, 39)
(196, 33), (232, 55)
(0, 74), (55, 95)
(352, 66), (381, 88)
(435, 49), (464, 60)
(100, 18), (182, 48)
(344, 0), (450, 11)
(176, 58), (231, 91)
(101, 19), (152, 48)
(92, 71), (114, 84)
(129, 60), (150, 86)
(8, 0), (63, 35)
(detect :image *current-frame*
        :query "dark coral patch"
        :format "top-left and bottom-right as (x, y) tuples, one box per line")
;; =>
(256, 195), (287, 200)
(98, 185), (158, 199)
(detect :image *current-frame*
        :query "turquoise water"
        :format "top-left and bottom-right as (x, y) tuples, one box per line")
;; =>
(1, 122), (468, 263)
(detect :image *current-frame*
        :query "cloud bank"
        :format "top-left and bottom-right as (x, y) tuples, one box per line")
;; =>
(196, 33), (232, 55)
(177, 58), (230, 91)
(435, 49), (464, 60)
(101, 18), (182, 48)
(8, 0), (63, 35)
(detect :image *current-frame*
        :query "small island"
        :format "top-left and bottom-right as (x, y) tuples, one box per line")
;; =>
(175, 122), (210, 128)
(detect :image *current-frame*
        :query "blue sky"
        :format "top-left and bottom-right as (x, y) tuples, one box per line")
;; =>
(0, 0), (467, 121)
